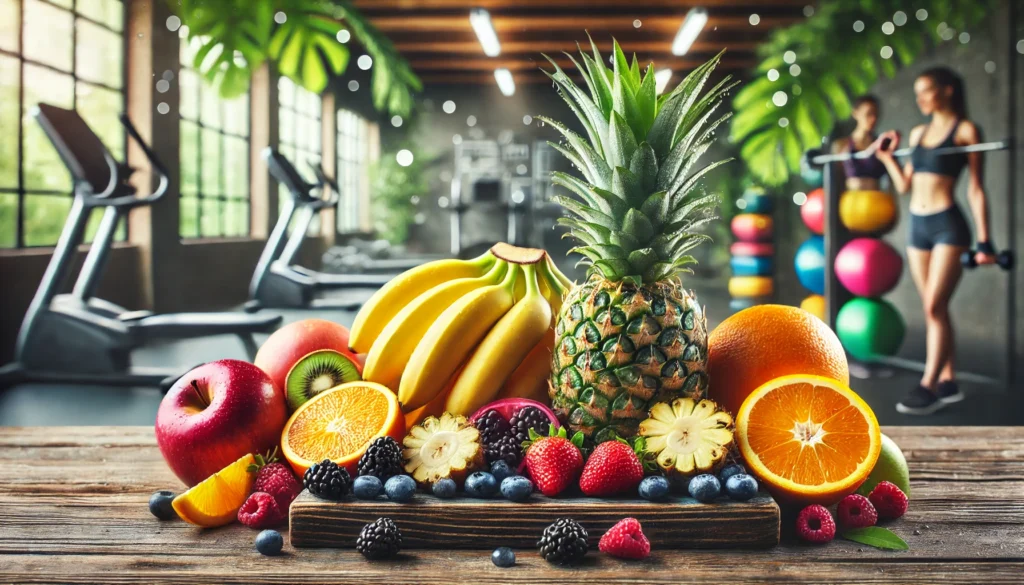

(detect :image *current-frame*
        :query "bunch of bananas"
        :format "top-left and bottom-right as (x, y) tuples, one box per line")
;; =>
(350, 243), (572, 420)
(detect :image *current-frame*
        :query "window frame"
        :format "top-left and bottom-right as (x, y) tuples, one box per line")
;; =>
(276, 75), (323, 234)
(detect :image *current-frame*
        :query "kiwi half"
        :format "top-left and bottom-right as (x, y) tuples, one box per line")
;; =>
(284, 350), (362, 411)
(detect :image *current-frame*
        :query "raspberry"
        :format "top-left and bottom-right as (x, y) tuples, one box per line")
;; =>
(253, 462), (302, 511)
(869, 481), (909, 520)
(795, 505), (836, 544)
(836, 494), (878, 529)
(598, 517), (651, 560)
(238, 491), (285, 529)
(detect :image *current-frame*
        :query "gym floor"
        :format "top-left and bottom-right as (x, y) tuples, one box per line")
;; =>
(2, 279), (1018, 427)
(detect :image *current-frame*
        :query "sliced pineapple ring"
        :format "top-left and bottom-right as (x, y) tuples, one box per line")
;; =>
(402, 412), (484, 485)
(639, 398), (734, 478)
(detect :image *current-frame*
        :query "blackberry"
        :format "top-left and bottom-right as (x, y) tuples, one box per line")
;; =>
(537, 518), (589, 564)
(356, 517), (403, 560)
(485, 433), (522, 466)
(303, 459), (351, 500)
(357, 436), (404, 480)
(509, 406), (548, 445)
(474, 410), (512, 445)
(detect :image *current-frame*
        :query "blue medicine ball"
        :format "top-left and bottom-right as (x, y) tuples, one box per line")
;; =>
(730, 255), (774, 277)
(794, 236), (826, 295)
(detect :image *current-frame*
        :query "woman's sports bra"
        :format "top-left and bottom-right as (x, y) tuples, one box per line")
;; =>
(841, 136), (887, 180)
(910, 119), (968, 178)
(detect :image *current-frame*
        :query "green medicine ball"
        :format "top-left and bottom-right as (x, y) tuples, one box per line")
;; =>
(835, 298), (905, 362)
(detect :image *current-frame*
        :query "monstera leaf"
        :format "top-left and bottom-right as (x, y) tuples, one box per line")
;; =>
(730, 0), (995, 187)
(173, 0), (421, 116)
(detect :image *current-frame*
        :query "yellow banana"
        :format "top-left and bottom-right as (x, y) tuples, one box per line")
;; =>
(404, 366), (463, 429)
(543, 254), (573, 291)
(363, 261), (508, 391)
(498, 330), (555, 402)
(399, 265), (520, 411)
(538, 254), (569, 315)
(349, 252), (495, 353)
(445, 264), (552, 416)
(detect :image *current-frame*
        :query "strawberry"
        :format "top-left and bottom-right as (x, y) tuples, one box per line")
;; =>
(579, 438), (645, 497)
(523, 425), (584, 497)
(248, 448), (302, 511)
(599, 517), (650, 560)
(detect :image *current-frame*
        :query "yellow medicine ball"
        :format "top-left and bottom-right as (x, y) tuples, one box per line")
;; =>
(800, 294), (826, 322)
(839, 190), (898, 234)
(729, 276), (774, 298)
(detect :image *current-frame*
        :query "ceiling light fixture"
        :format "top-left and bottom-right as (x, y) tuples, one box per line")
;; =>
(494, 68), (515, 96)
(654, 68), (673, 94)
(672, 8), (708, 56)
(470, 9), (501, 57)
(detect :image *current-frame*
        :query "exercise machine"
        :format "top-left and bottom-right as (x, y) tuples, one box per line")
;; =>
(247, 148), (391, 310)
(0, 104), (282, 390)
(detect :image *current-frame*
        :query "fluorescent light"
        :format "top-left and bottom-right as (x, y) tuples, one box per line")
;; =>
(655, 68), (673, 94)
(494, 68), (515, 96)
(672, 8), (708, 56)
(470, 9), (501, 57)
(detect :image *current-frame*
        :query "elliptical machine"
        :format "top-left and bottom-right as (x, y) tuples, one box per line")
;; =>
(0, 104), (282, 390)
(246, 148), (392, 311)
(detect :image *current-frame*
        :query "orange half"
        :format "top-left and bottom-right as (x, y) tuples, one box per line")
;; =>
(172, 453), (255, 528)
(281, 381), (405, 476)
(736, 374), (881, 505)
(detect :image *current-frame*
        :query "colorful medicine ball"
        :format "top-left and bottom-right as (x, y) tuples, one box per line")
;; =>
(801, 188), (825, 235)
(800, 294), (826, 322)
(835, 238), (903, 297)
(741, 189), (774, 214)
(839, 190), (898, 234)
(730, 255), (774, 277)
(728, 276), (774, 298)
(836, 298), (906, 362)
(730, 241), (774, 257)
(794, 236), (826, 295)
(731, 214), (773, 242)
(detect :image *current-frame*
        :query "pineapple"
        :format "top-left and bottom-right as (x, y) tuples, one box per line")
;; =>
(542, 39), (735, 443)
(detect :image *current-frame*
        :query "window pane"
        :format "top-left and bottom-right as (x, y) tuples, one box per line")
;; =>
(200, 83), (222, 129)
(225, 199), (248, 237)
(77, 82), (124, 158)
(180, 196), (198, 238)
(200, 127), (221, 194)
(76, 19), (122, 88)
(24, 0), (73, 72)
(23, 194), (71, 246)
(180, 119), (199, 195)
(0, 192), (15, 248)
(224, 136), (248, 198)
(179, 68), (198, 121)
(200, 197), (221, 237)
(223, 95), (248, 137)
(0, 0), (19, 52)
(279, 107), (294, 145)
(77, 0), (123, 31)
(0, 55), (18, 188)
(278, 76), (294, 108)
(23, 65), (74, 192)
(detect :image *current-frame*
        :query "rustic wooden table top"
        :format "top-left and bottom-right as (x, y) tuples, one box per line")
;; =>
(1, 426), (1022, 584)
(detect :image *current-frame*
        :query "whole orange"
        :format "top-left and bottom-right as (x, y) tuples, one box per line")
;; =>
(707, 304), (849, 417)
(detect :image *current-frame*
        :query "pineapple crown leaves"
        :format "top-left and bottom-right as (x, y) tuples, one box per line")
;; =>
(524, 424), (585, 452)
(246, 446), (280, 473)
(538, 36), (737, 285)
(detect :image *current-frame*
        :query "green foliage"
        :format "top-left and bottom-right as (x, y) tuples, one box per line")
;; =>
(841, 527), (909, 551)
(172, 0), (421, 116)
(730, 0), (995, 186)
(368, 148), (431, 245)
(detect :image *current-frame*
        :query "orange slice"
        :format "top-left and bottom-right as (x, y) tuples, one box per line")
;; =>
(172, 453), (255, 527)
(281, 381), (405, 477)
(736, 374), (881, 506)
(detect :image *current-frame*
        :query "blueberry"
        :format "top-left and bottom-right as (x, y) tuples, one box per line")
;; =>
(491, 546), (516, 568)
(384, 474), (417, 502)
(688, 474), (721, 503)
(465, 471), (499, 498)
(149, 490), (176, 520)
(432, 478), (457, 499)
(490, 460), (515, 483)
(500, 475), (533, 502)
(353, 475), (383, 499)
(719, 463), (747, 483)
(255, 529), (283, 556)
(725, 473), (759, 501)
(638, 476), (671, 501)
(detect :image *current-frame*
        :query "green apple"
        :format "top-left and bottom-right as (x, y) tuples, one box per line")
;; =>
(857, 433), (910, 497)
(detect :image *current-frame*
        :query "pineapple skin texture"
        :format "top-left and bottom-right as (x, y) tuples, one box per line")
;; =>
(549, 275), (709, 443)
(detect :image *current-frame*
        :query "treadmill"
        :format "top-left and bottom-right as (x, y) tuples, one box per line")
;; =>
(246, 148), (391, 311)
(0, 104), (282, 390)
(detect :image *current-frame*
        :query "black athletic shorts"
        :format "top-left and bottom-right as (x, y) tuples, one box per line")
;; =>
(909, 205), (972, 250)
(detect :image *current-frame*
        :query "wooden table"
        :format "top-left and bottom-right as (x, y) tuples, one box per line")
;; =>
(1, 426), (1022, 584)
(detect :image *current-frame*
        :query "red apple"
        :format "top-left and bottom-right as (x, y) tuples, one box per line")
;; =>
(156, 359), (287, 487)
(254, 318), (361, 392)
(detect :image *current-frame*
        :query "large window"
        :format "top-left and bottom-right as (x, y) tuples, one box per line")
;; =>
(277, 75), (322, 231)
(0, 0), (125, 249)
(178, 31), (250, 238)
(336, 109), (376, 233)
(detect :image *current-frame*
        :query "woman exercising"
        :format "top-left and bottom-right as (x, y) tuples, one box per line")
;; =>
(874, 66), (995, 415)
(833, 95), (888, 190)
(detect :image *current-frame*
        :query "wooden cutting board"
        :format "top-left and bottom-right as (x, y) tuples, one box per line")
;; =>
(289, 490), (780, 549)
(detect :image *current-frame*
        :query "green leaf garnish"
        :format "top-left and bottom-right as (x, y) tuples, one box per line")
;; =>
(841, 527), (909, 551)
